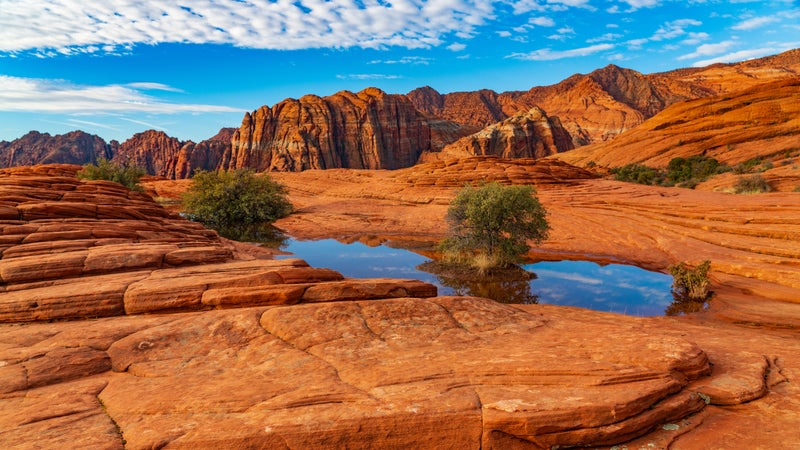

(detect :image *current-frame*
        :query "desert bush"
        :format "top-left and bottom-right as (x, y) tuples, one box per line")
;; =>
(794, 185), (800, 193)
(669, 260), (711, 301)
(733, 157), (762, 174)
(612, 163), (665, 185)
(182, 169), (292, 231)
(733, 174), (772, 194)
(77, 158), (145, 191)
(666, 155), (726, 186)
(439, 182), (549, 272)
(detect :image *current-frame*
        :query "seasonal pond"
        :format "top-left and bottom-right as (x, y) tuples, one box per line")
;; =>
(275, 238), (701, 317)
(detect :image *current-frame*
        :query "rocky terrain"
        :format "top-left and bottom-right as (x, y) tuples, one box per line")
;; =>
(3, 163), (800, 448)
(3, 49), (798, 178)
(555, 79), (800, 170)
(222, 88), (472, 172)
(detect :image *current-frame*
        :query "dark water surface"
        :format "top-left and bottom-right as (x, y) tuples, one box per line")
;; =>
(278, 238), (682, 316)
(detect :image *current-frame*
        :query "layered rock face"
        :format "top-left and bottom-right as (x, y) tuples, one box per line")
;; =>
(554, 78), (800, 180)
(0, 131), (112, 168)
(426, 106), (574, 161)
(2, 164), (798, 448)
(224, 88), (465, 172)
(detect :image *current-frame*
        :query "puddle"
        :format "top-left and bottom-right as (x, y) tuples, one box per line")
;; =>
(277, 238), (693, 316)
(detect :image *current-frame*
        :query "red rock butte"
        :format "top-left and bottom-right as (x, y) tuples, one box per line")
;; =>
(1, 163), (799, 449)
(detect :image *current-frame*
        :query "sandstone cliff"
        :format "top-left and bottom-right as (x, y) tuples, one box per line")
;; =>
(422, 107), (574, 162)
(113, 128), (236, 179)
(554, 78), (800, 171)
(0, 130), (112, 168)
(223, 87), (472, 172)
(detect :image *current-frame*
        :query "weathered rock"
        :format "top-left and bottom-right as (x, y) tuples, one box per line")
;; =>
(223, 88), (470, 172)
(0, 130), (112, 168)
(426, 106), (574, 161)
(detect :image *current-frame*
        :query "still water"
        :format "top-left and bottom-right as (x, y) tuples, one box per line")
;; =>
(279, 238), (681, 316)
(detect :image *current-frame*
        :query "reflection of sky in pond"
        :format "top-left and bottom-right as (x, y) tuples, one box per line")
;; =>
(522, 261), (673, 316)
(280, 239), (674, 316)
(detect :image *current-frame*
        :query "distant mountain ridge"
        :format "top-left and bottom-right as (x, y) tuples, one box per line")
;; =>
(3, 48), (798, 178)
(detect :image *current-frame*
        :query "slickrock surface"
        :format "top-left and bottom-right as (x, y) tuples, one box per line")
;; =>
(0, 164), (436, 323)
(3, 163), (800, 448)
(554, 78), (800, 188)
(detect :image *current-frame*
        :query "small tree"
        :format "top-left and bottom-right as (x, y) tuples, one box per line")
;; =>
(440, 182), (549, 271)
(77, 158), (146, 191)
(668, 260), (711, 301)
(183, 169), (292, 233)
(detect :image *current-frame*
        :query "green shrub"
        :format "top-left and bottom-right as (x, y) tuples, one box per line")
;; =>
(611, 163), (665, 185)
(794, 185), (800, 193)
(733, 157), (762, 174)
(733, 174), (772, 194)
(669, 260), (711, 301)
(665, 156), (726, 187)
(439, 182), (549, 272)
(182, 169), (292, 232)
(77, 158), (145, 191)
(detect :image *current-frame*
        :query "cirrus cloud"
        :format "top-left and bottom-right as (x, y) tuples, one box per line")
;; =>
(0, 0), (496, 53)
(0, 76), (242, 114)
(507, 43), (614, 61)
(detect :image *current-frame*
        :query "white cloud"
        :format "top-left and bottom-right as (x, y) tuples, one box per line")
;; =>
(447, 43), (467, 51)
(530, 17), (556, 27)
(691, 44), (800, 67)
(732, 16), (778, 31)
(509, 0), (591, 15)
(368, 56), (432, 65)
(0, 76), (241, 114)
(126, 82), (184, 92)
(651, 19), (702, 41)
(497, 30), (512, 37)
(587, 33), (623, 43)
(681, 32), (710, 45)
(678, 40), (737, 60)
(336, 74), (402, 80)
(619, 0), (661, 9)
(507, 43), (614, 61)
(0, 0), (497, 53)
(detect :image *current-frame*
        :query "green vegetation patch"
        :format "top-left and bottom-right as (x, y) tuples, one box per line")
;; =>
(611, 155), (728, 188)
(182, 169), (293, 234)
(77, 158), (146, 192)
(439, 182), (549, 272)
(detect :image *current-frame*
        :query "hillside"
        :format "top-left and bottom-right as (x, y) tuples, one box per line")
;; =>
(552, 78), (800, 175)
(2, 48), (799, 176)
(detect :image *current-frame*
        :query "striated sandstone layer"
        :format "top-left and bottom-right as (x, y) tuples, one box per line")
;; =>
(554, 78), (800, 175)
(2, 163), (799, 448)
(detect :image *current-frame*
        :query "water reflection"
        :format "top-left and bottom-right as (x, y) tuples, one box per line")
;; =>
(265, 238), (684, 316)
(417, 261), (539, 304)
(217, 223), (289, 248)
(665, 292), (710, 316)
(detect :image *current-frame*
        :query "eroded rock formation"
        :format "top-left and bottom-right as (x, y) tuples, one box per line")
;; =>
(223, 88), (471, 172)
(0, 131), (112, 168)
(554, 78), (800, 191)
(423, 107), (574, 161)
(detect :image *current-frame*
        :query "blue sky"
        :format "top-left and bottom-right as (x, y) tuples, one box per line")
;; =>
(1, 0), (798, 143)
